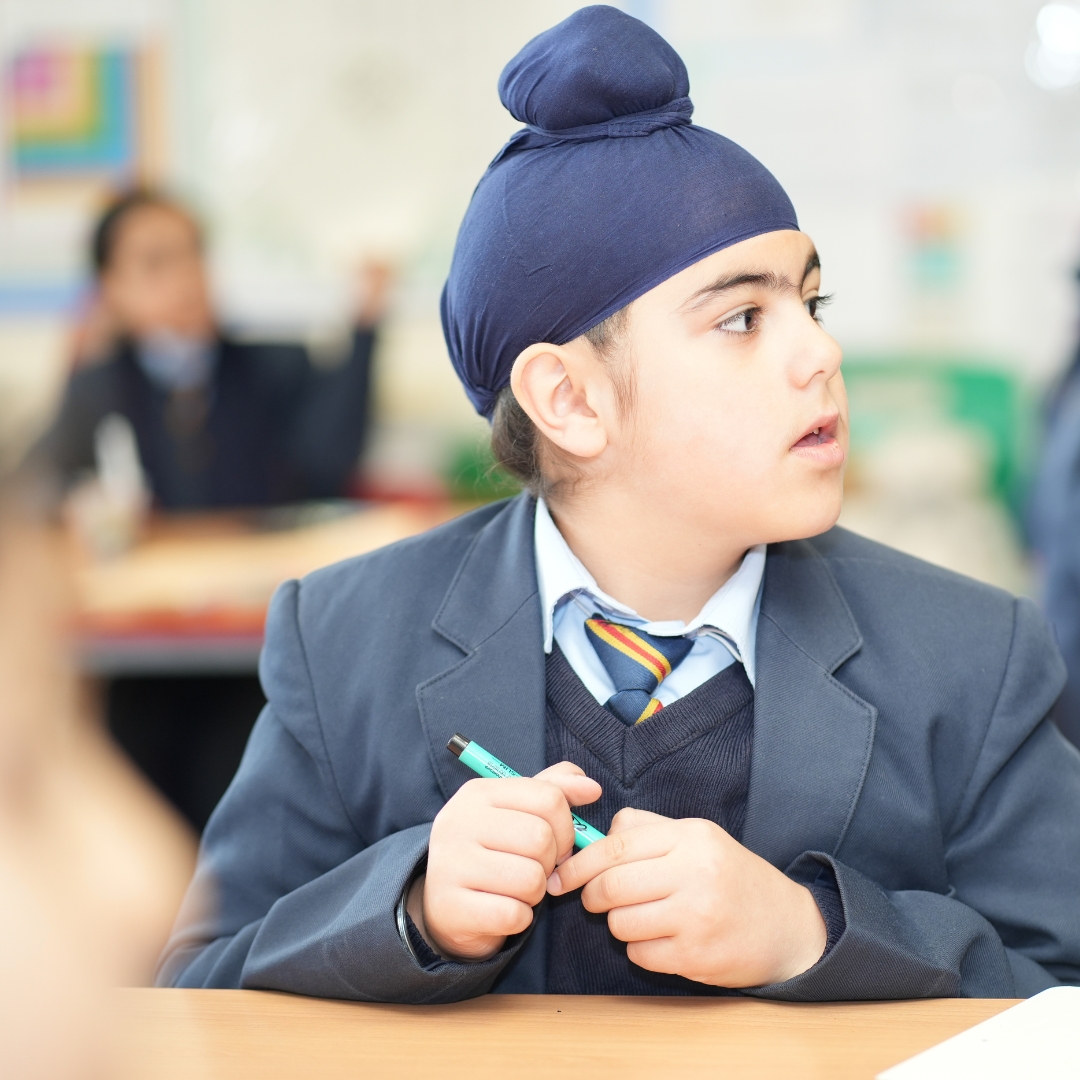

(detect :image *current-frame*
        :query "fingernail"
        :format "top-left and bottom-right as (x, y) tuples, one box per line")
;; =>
(547, 870), (562, 895)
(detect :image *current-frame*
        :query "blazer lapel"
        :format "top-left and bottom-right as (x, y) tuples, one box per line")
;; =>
(742, 536), (877, 870)
(415, 494), (551, 994)
(416, 494), (547, 802)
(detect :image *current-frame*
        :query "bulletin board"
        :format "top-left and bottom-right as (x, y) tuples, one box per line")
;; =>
(5, 42), (166, 191)
(0, 0), (179, 314)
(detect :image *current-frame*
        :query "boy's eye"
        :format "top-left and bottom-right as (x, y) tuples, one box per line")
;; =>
(806, 292), (833, 323)
(718, 307), (758, 334)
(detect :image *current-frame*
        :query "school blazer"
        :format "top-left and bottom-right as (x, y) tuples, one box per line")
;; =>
(31, 331), (375, 510)
(157, 494), (1080, 1002)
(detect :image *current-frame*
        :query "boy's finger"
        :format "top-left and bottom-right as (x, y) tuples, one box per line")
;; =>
(548, 822), (675, 895)
(441, 889), (536, 942)
(538, 768), (602, 860)
(476, 776), (569, 814)
(473, 807), (559, 870)
(534, 761), (603, 808)
(533, 760), (586, 780)
(607, 897), (681, 945)
(579, 859), (674, 913)
(457, 848), (551, 906)
(478, 777), (579, 856)
(609, 806), (669, 833)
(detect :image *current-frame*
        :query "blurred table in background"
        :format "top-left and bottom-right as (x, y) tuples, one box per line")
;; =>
(70, 501), (466, 677)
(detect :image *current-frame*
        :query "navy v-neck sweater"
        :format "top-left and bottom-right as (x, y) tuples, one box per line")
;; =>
(544, 644), (754, 995)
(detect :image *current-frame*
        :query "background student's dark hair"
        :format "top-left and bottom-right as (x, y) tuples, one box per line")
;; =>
(490, 306), (633, 499)
(91, 189), (202, 277)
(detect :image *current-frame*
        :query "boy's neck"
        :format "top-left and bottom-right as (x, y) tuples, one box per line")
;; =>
(546, 494), (750, 624)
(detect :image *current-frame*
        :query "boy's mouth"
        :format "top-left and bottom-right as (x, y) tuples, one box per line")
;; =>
(791, 415), (841, 451)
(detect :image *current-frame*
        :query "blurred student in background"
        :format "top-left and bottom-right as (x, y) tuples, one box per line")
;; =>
(1031, 292), (1080, 750)
(32, 189), (389, 510)
(25, 190), (390, 833)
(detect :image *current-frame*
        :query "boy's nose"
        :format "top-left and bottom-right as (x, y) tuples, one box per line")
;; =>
(791, 320), (843, 388)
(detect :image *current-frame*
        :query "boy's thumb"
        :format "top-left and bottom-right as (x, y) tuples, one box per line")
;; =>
(533, 760), (603, 807)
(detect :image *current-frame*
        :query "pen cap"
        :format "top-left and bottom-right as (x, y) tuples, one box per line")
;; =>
(447, 734), (471, 758)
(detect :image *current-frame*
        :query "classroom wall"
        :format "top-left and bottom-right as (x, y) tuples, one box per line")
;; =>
(3, 0), (1080, 489)
(175, 0), (595, 485)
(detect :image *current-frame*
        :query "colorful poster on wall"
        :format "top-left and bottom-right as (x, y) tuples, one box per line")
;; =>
(4, 43), (165, 190)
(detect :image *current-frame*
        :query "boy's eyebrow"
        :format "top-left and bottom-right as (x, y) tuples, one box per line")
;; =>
(681, 250), (822, 312)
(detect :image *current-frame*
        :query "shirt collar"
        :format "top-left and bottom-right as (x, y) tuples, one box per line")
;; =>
(136, 332), (217, 392)
(534, 497), (766, 682)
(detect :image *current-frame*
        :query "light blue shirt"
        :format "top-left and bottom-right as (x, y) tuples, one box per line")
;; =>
(534, 498), (765, 706)
(136, 332), (217, 392)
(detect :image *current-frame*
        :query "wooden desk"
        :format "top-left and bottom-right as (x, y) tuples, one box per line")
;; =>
(72, 502), (464, 676)
(114, 989), (1015, 1080)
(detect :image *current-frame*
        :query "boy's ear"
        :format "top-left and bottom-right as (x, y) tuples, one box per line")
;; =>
(509, 342), (609, 461)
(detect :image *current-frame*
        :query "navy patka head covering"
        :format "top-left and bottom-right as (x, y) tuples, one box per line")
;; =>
(441, 5), (799, 418)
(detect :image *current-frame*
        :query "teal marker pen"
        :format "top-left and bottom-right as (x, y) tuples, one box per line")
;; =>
(447, 733), (606, 849)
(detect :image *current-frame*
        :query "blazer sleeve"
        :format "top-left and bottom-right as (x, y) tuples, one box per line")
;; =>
(23, 367), (111, 490)
(284, 328), (376, 498)
(155, 578), (526, 1003)
(749, 597), (1080, 1001)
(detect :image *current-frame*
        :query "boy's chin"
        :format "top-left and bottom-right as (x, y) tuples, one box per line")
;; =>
(774, 493), (844, 543)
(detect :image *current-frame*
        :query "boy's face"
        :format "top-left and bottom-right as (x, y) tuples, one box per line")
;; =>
(101, 205), (214, 341)
(606, 229), (847, 548)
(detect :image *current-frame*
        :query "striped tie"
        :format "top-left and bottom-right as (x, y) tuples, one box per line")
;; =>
(584, 614), (694, 726)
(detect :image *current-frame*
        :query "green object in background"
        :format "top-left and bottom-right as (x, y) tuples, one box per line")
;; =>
(841, 357), (1035, 522)
(444, 434), (522, 502)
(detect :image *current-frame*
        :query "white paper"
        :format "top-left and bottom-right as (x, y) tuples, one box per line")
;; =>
(878, 986), (1080, 1079)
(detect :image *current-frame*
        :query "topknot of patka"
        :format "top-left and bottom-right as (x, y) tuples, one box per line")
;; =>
(498, 5), (690, 134)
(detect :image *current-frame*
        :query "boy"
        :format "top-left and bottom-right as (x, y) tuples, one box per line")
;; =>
(33, 190), (386, 510)
(159, 7), (1080, 1001)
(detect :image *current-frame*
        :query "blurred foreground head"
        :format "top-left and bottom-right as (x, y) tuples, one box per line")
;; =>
(90, 190), (215, 344)
(0, 491), (196, 1078)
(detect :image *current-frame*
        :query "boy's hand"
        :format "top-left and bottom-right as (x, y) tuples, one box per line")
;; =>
(548, 808), (827, 987)
(409, 762), (601, 963)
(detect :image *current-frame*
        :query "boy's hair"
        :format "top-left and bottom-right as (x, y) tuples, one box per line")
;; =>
(91, 190), (202, 277)
(491, 305), (633, 499)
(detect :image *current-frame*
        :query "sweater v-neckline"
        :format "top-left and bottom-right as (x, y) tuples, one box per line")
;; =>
(545, 643), (753, 786)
